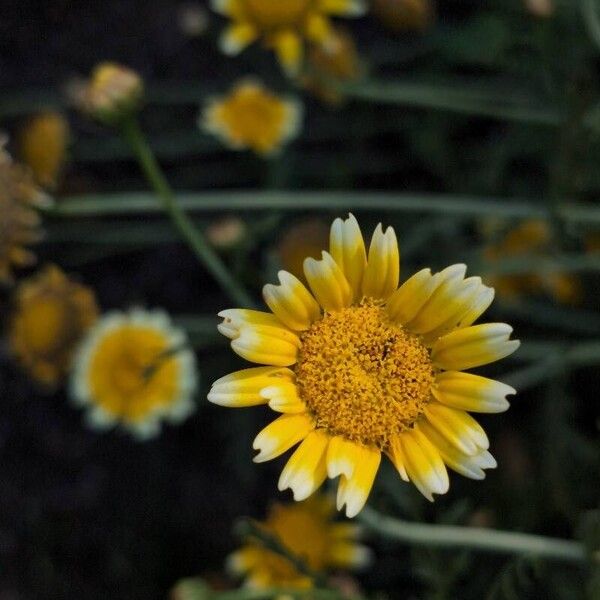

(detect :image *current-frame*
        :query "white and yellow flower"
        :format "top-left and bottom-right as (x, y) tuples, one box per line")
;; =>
(228, 495), (371, 588)
(71, 308), (197, 440)
(211, 0), (367, 75)
(201, 79), (302, 156)
(209, 215), (519, 516)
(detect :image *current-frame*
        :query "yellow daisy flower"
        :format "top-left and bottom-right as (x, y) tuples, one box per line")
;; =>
(9, 265), (99, 388)
(201, 79), (302, 156)
(17, 112), (70, 190)
(0, 139), (52, 285)
(71, 308), (197, 440)
(229, 496), (371, 588)
(211, 0), (367, 75)
(209, 215), (520, 516)
(484, 220), (581, 305)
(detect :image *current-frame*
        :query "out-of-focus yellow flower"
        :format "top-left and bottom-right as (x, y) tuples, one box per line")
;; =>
(0, 140), (52, 285)
(201, 79), (302, 156)
(370, 0), (434, 32)
(524, 0), (554, 18)
(71, 308), (197, 440)
(211, 0), (366, 75)
(17, 112), (70, 190)
(277, 219), (330, 282)
(80, 62), (144, 125)
(228, 496), (371, 588)
(302, 28), (363, 104)
(484, 220), (581, 305)
(209, 215), (519, 516)
(9, 265), (99, 388)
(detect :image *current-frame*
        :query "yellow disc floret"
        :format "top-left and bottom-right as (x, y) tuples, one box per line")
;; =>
(296, 300), (434, 447)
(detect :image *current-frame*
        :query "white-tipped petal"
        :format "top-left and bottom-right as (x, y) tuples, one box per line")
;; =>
(253, 413), (314, 463)
(329, 213), (367, 300)
(386, 268), (437, 325)
(362, 224), (400, 299)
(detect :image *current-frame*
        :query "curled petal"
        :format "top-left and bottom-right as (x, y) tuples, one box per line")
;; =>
(231, 324), (300, 366)
(336, 445), (381, 518)
(329, 213), (367, 300)
(362, 224), (400, 300)
(253, 413), (314, 463)
(304, 251), (352, 312)
(386, 268), (437, 325)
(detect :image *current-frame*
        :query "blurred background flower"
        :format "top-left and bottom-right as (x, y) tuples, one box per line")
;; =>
(9, 264), (99, 389)
(370, 0), (434, 32)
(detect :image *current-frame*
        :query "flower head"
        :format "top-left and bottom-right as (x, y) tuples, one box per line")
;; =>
(302, 27), (363, 104)
(484, 219), (581, 305)
(80, 62), (144, 125)
(71, 308), (197, 440)
(371, 0), (433, 32)
(212, 0), (366, 75)
(229, 496), (371, 588)
(9, 265), (99, 388)
(209, 215), (519, 517)
(17, 112), (70, 189)
(0, 140), (52, 285)
(201, 79), (302, 156)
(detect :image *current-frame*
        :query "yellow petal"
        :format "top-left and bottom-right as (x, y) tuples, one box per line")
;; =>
(263, 270), (321, 331)
(385, 268), (437, 325)
(219, 22), (258, 55)
(272, 30), (303, 76)
(304, 12), (333, 44)
(329, 542), (373, 568)
(231, 324), (300, 366)
(423, 403), (489, 456)
(336, 445), (381, 518)
(217, 309), (284, 339)
(260, 380), (306, 413)
(431, 323), (520, 370)
(386, 435), (409, 482)
(319, 0), (367, 16)
(362, 223), (400, 299)
(457, 286), (495, 328)
(253, 413), (314, 463)
(208, 366), (294, 407)
(278, 430), (329, 500)
(304, 250), (352, 312)
(433, 371), (515, 413)
(400, 427), (449, 501)
(419, 420), (497, 480)
(327, 435), (360, 479)
(329, 213), (367, 300)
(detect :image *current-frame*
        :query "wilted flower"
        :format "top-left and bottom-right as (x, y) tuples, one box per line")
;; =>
(303, 27), (363, 104)
(229, 496), (371, 588)
(201, 79), (302, 156)
(209, 214), (519, 517)
(484, 219), (581, 305)
(79, 62), (144, 125)
(9, 265), (99, 388)
(370, 0), (434, 32)
(211, 0), (366, 75)
(17, 112), (70, 190)
(71, 308), (197, 440)
(0, 139), (52, 285)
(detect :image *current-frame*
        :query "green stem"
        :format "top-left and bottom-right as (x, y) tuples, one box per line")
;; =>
(359, 506), (587, 564)
(119, 117), (256, 308)
(48, 191), (600, 225)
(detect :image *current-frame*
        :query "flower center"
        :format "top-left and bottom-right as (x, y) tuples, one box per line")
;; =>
(295, 300), (435, 448)
(244, 0), (312, 29)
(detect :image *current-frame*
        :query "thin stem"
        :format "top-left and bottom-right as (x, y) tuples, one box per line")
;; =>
(234, 518), (330, 589)
(359, 506), (586, 564)
(48, 191), (600, 225)
(119, 117), (256, 308)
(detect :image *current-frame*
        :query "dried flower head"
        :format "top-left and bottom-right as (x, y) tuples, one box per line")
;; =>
(303, 27), (363, 104)
(0, 140), (52, 285)
(211, 0), (367, 75)
(201, 79), (302, 156)
(229, 496), (371, 588)
(484, 220), (581, 305)
(9, 265), (99, 388)
(17, 112), (70, 190)
(80, 62), (144, 125)
(371, 0), (434, 32)
(209, 215), (519, 517)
